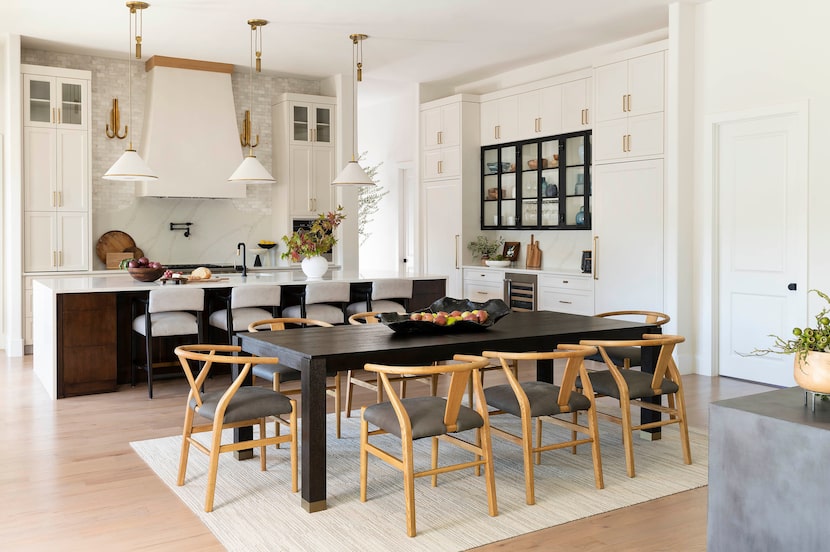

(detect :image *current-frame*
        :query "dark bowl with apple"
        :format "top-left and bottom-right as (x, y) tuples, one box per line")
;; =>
(379, 297), (510, 335)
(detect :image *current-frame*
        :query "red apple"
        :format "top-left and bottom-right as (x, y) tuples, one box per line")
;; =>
(410, 312), (423, 321)
(477, 310), (489, 323)
(434, 314), (447, 326)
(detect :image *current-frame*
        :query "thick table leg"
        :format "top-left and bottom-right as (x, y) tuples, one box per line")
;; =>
(639, 343), (662, 441)
(301, 358), (328, 512)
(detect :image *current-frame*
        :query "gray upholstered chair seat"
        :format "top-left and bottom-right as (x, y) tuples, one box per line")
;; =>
(209, 307), (274, 332)
(252, 362), (301, 384)
(363, 396), (484, 440)
(190, 386), (294, 424)
(585, 346), (641, 367)
(578, 369), (679, 399)
(133, 311), (198, 337)
(485, 381), (591, 418)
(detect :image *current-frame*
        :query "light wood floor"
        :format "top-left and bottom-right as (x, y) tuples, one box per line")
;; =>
(0, 354), (772, 551)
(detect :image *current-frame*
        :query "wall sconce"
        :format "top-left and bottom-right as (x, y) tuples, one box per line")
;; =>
(106, 98), (127, 139)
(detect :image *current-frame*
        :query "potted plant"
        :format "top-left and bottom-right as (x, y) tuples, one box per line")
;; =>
(467, 235), (504, 265)
(281, 206), (345, 279)
(752, 289), (830, 393)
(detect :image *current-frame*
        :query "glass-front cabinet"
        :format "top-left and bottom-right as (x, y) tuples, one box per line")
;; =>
(481, 130), (590, 230)
(23, 74), (88, 130)
(290, 102), (334, 144)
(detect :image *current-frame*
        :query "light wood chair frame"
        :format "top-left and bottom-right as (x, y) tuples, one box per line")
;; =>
(591, 310), (671, 368)
(344, 312), (439, 417)
(359, 354), (498, 537)
(247, 317), (345, 438)
(481, 346), (603, 505)
(579, 333), (691, 478)
(174, 344), (297, 512)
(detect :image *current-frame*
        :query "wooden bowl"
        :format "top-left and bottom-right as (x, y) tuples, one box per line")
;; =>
(127, 267), (165, 282)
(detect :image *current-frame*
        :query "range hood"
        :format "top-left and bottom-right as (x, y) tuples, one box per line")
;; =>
(136, 56), (246, 199)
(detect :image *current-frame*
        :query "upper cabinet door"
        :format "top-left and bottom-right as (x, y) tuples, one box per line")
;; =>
(481, 96), (518, 145)
(594, 61), (630, 122)
(314, 106), (333, 144)
(290, 102), (335, 146)
(422, 103), (460, 150)
(626, 52), (664, 117)
(518, 87), (563, 138)
(561, 78), (592, 132)
(24, 75), (88, 130)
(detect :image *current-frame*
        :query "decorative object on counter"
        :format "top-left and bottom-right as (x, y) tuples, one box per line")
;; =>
(485, 259), (510, 268)
(332, 33), (374, 186)
(258, 240), (277, 249)
(503, 241), (520, 262)
(126, 259), (166, 282)
(102, 1), (158, 182)
(747, 289), (830, 403)
(526, 235), (541, 269)
(379, 297), (510, 334)
(96, 230), (137, 263)
(581, 250), (592, 273)
(467, 235), (504, 265)
(282, 207), (345, 279)
(228, 18), (276, 184)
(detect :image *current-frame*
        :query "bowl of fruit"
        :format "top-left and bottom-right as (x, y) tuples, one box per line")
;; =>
(258, 240), (277, 250)
(379, 297), (510, 334)
(122, 257), (166, 282)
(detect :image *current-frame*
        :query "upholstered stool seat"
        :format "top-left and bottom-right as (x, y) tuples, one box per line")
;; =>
(346, 278), (412, 317)
(208, 285), (281, 344)
(282, 281), (350, 325)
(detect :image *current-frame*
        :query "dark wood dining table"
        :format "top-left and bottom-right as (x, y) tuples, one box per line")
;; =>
(235, 310), (659, 512)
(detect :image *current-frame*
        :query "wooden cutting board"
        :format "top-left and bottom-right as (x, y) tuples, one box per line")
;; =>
(95, 231), (136, 263)
(526, 234), (541, 269)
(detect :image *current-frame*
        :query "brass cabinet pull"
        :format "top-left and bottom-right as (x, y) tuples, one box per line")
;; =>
(52, 107), (56, 123)
(622, 95), (626, 113)
(57, 191), (62, 207)
(593, 235), (599, 280)
(57, 108), (61, 124)
(58, 251), (63, 267)
(437, 130), (443, 145)
(437, 160), (443, 174)
(494, 125), (500, 140)
(622, 135), (626, 152)
(558, 300), (573, 304)
(627, 94), (632, 112)
(454, 235), (460, 269)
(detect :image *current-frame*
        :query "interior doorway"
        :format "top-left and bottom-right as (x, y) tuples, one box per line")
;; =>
(713, 103), (808, 386)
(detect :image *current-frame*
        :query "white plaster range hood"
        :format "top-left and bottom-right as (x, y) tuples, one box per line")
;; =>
(136, 56), (246, 199)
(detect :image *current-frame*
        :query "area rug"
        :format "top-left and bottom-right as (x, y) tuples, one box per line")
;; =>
(131, 414), (708, 551)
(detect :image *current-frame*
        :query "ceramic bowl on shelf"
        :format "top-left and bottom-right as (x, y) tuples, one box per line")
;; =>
(258, 242), (277, 250)
(485, 259), (510, 267)
(127, 266), (165, 282)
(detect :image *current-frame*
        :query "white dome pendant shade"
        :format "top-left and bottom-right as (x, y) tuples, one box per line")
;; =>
(332, 159), (374, 185)
(228, 154), (275, 183)
(103, 149), (159, 181)
(333, 33), (374, 187)
(104, 2), (158, 182)
(229, 18), (275, 185)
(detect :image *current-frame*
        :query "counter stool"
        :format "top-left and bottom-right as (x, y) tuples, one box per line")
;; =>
(208, 284), (281, 345)
(281, 281), (350, 325)
(346, 278), (412, 317)
(132, 287), (205, 398)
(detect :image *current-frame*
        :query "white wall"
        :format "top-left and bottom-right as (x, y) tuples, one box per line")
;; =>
(694, 0), (830, 374)
(358, 83), (418, 274)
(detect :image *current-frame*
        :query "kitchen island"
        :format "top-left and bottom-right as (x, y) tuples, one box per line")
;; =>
(32, 271), (446, 399)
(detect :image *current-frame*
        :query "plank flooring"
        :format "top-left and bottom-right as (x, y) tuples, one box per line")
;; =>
(0, 354), (771, 550)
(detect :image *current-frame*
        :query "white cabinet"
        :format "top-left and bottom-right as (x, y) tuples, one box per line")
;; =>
(423, 148), (460, 180)
(538, 273), (594, 315)
(561, 77), (593, 132)
(424, 179), (463, 297)
(518, 86), (562, 138)
(23, 72), (88, 130)
(480, 95), (518, 145)
(592, 159), (664, 314)
(463, 268), (505, 303)
(422, 102), (460, 150)
(593, 50), (665, 163)
(273, 93), (337, 217)
(22, 65), (91, 273)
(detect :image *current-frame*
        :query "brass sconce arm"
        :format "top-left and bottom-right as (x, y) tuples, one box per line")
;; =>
(106, 98), (128, 139)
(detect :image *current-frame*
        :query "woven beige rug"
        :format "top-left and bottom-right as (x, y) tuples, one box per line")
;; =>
(131, 414), (707, 551)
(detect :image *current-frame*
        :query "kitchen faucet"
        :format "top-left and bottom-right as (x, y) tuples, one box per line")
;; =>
(236, 242), (247, 277)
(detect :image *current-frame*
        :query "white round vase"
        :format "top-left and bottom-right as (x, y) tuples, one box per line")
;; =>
(301, 256), (328, 280)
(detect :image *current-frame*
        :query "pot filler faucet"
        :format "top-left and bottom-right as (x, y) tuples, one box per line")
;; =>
(236, 242), (247, 277)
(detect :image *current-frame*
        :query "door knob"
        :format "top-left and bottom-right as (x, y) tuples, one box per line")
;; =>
(788, 283), (797, 291)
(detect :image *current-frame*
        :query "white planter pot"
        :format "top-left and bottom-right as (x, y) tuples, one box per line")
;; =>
(301, 256), (328, 280)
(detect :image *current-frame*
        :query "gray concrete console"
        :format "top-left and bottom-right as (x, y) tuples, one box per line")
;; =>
(708, 386), (830, 550)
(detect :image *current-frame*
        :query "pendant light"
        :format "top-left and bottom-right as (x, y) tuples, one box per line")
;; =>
(103, 1), (158, 181)
(332, 33), (374, 186)
(228, 19), (276, 184)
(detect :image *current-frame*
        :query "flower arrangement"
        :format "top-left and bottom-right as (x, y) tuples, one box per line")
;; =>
(751, 289), (830, 362)
(467, 235), (504, 259)
(281, 206), (345, 263)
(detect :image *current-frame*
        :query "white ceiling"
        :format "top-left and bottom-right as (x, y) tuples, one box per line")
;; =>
(1, 0), (673, 94)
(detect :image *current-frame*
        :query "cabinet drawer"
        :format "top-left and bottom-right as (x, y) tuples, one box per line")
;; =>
(538, 274), (593, 292)
(464, 282), (504, 303)
(538, 290), (593, 316)
(463, 268), (504, 285)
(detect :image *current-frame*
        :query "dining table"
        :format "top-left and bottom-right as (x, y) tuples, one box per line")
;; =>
(235, 309), (660, 512)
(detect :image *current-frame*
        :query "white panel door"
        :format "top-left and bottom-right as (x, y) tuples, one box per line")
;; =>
(57, 128), (88, 211)
(717, 111), (807, 386)
(24, 212), (57, 272)
(289, 145), (314, 216)
(627, 52), (665, 117)
(24, 127), (57, 212)
(593, 159), (664, 314)
(57, 212), (89, 271)
(423, 179), (462, 297)
(562, 78), (591, 132)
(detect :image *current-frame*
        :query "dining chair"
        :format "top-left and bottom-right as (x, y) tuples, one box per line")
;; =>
(282, 281), (350, 325)
(131, 286), (205, 399)
(346, 278), (413, 317)
(174, 344), (297, 512)
(577, 333), (691, 478)
(481, 345), (603, 505)
(208, 284), (281, 345)
(359, 354), (497, 537)
(247, 317), (345, 438)
(585, 310), (671, 369)
(344, 312), (439, 419)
